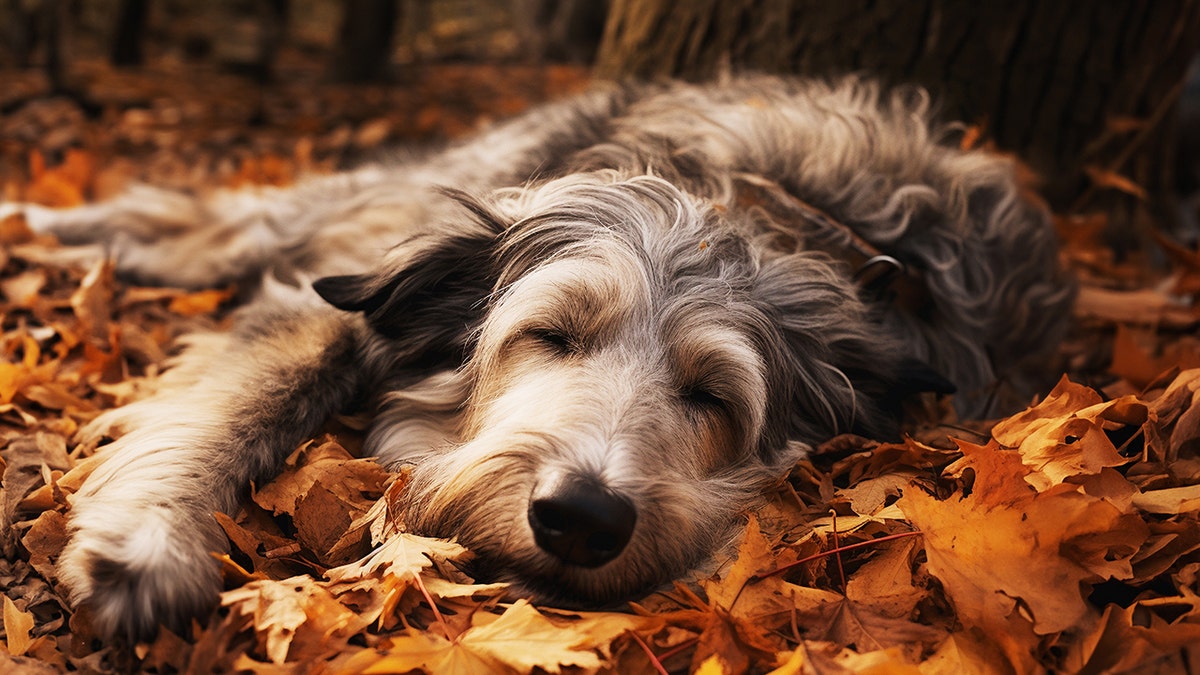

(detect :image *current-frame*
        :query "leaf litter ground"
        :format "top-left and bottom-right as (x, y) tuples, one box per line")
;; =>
(2, 62), (1200, 674)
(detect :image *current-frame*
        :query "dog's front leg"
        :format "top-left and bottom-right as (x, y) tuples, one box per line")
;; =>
(58, 303), (365, 641)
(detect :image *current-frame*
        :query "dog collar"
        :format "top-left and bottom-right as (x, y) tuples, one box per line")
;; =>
(732, 173), (930, 313)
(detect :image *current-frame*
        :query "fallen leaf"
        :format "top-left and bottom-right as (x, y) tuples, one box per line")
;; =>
(1084, 165), (1148, 200)
(1074, 286), (1199, 327)
(221, 575), (361, 665)
(25, 149), (93, 207)
(0, 270), (47, 309)
(1131, 484), (1200, 514)
(360, 600), (612, 675)
(167, 286), (237, 316)
(326, 532), (468, 587)
(3, 595), (35, 656)
(1064, 601), (1200, 673)
(991, 377), (1146, 489)
(898, 441), (1148, 635)
(69, 259), (116, 344)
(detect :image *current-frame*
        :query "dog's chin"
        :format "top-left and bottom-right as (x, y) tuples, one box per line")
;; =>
(460, 549), (666, 610)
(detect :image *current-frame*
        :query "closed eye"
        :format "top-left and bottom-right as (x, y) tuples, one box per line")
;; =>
(682, 386), (725, 410)
(527, 327), (579, 355)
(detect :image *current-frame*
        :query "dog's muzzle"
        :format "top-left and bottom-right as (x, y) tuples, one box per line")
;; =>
(528, 475), (637, 567)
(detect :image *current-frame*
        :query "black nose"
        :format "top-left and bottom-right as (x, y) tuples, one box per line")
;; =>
(528, 476), (637, 568)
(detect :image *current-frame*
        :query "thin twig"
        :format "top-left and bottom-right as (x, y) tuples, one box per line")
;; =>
(755, 530), (923, 580)
(830, 510), (847, 592)
(412, 573), (449, 639)
(1070, 78), (1185, 213)
(629, 630), (671, 675)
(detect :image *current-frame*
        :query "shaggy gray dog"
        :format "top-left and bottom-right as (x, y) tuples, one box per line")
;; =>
(8, 75), (1072, 639)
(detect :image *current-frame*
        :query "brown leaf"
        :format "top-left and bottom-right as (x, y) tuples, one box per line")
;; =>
(69, 259), (116, 344)
(1131, 484), (1200, 514)
(703, 515), (777, 612)
(167, 286), (236, 317)
(325, 532), (469, 588)
(25, 149), (93, 207)
(458, 600), (607, 674)
(294, 482), (369, 566)
(0, 212), (35, 245)
(213, 510), (302, 580)
(991, 377), (1146, 489)
(1083, 165), (1148, 200)
(221, 575), (360, 665)
(20, 510), (68, 582)
(1074, 286), (1200, 327)
(3, 595), (35, 656)
(837, 472), (914, 516)
(355, 629), (497, 675)
(253, 439), (388, 518)
(1065, 601), (1200, 673)
(0, 270), (47, 309)
(898, 441), (1148, 636)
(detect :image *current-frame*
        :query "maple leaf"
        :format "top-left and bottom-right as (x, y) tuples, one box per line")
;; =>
(991, 376), (1148, 489)
(326, 532), (469, 586)
(253, 439), (389, 518)
(353, 600), (616, 675)
(251, 438), (391, 565)
(221, 575), (363, 665)
(838, 539), (946, 650)
(323, 530), (480, 631)
(699, 515), (801, 662)
(898, 441), (1149, 637)
(356, 629), (498, 674)
(703, 515), (781, 612)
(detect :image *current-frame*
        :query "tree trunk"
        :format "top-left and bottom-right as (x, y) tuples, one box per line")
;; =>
(331, 0), (399, 82)
(111, 0), (149, 67)
(595, 0), (1200, 241)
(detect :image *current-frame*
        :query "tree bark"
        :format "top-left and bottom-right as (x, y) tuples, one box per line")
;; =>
(331, 0), (399, 82)
(111, 0), (149, 67)
(595, 0), (1200, 239)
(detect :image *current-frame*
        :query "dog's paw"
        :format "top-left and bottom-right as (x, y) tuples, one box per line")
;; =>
(59, 505), (224, 641)
(0, 201), (73, 233)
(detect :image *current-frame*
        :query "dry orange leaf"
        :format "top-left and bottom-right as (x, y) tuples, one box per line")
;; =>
(899, 440), (1148, 636)
(991, 376), (1148, 489)
(1064, 601), (1200, 672)
(25, 149), (94, 207)
(959, 123), (984, 151)
(348, 600), (628, 675)
(2, 596), (35, 656)
(222, 575), (360, 665)
(167, 286), (236, 316)
(1083, 165), (1148, 200)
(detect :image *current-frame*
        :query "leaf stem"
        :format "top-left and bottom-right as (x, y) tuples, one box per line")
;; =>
(754, 530), (923, 580)
(411, 572), (449, 639)
(629, 630), (671, 675)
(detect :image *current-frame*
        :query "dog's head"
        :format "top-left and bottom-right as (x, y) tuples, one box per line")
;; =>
(314, 172), (933, 604)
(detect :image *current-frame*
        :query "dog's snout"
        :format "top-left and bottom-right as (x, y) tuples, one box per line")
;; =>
(528, 477), (636, 568)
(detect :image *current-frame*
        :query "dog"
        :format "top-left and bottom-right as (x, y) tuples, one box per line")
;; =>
(8, 74), (1073, 640)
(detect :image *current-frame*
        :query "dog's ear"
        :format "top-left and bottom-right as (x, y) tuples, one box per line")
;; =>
(314, 193), (506, 365)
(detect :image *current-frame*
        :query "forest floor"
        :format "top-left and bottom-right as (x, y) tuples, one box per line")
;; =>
(1, 59), (1200, 674)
